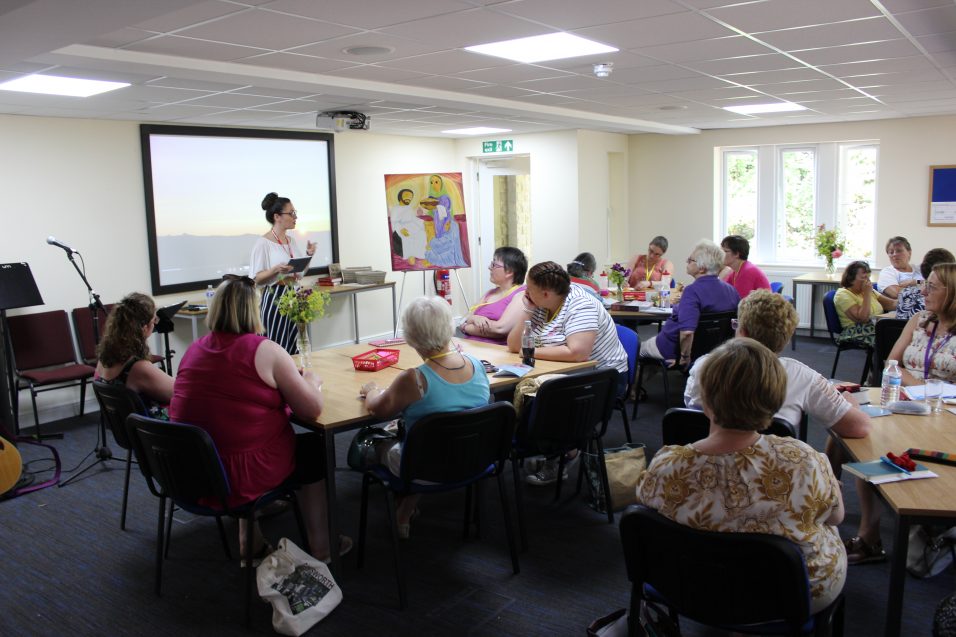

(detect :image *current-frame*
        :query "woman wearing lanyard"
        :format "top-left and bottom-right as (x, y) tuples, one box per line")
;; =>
(459, 246), (528, 344)
(627, 236), (675, 290)
(844, 262), (956, 565)
(250, 192), (316, 354)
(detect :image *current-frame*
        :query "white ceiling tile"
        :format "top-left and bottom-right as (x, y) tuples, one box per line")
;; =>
(378, 7), (549, 49)
(665, 86), (768, 103)
(817, 55), (937, 76)
(557, 84), (657, 99)
(705, 0), (881, 32)
(686, 53), (803, 75)
(917, 31), (956, 54)
(634, 35), (774, 63)
(172, 92), (283, 108)
(495, 0), (686, 29)
(755, 78), (853, 94)
(146, 77), (248, 91)
(174, 9), (360, 50)
(322, 65), (433, 82)
(265, 0), (475, 30)
(534, 50), (661, 72)
(791, 39), (923, 66)
(376, 49), (511, 74)
(230, 86), (321, 99)
(459, 64), (573, 83)
(720, 67), (826, 83)
(233, 52), (358, 74)
(116, 84), (216, 102)
(143, 103), (230, 118)
(879, 89), (956, 103)
(754, 18), (904, 52)
(576, 11), (733, 49)
(289, 33), (439, 61)
(636, 75), (732, 93)
(895, 5), (956, 37)
(879, 0), (954, 12)
(130, 1), (249, 33)
(125, 34), (268, 61)
(84, 27), (156, 48)
(514, 74), (614, 92)
(407, 75), (494, 91)
(590, 64), (698, 84)
(462, 84), (543, 99)
(786, 88), (872, 102)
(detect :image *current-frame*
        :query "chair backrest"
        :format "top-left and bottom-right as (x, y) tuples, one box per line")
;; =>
(766, 416), (796, 438)
(7, 310), (80, 370)
(661, 407), (710, 446)
(72, 304), (115, 364)
(770, 281), (783, 294)
(615, 324), (639, 386)
(822, 290), (843, 340)
(689, 311), (737, 363)
(620, 505), (812, 628)
(525, 367), (618, 453)
(400, 402), (516, 484)
(126, 414), (231, 508)
(92, 380), (147, 451)
(874, 318), (908, 380)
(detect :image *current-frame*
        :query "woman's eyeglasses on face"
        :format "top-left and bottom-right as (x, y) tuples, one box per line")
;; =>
(277, 210), (298, 218)
(686, 258), (697, 264)
(924, 281), (944, 294)
(489, 262), (505, 270)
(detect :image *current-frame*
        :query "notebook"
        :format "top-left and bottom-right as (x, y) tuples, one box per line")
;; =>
(843, 460), (937, 484)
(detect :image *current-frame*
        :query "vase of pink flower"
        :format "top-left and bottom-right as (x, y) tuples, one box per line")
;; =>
(814, 224), (845, 278)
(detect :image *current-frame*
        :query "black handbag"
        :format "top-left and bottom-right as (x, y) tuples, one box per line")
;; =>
(346, 421), (403, 471)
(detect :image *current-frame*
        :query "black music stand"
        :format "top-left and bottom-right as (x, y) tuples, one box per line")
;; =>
(0, 263), (44, 435)
(154, 300), (187, 376)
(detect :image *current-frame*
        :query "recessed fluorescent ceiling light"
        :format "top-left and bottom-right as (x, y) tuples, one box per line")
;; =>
(466, 33), (617, 63)
(0, 74), (129, 97)
(442, 127), (512, 135)
(723, 102), (807, 115)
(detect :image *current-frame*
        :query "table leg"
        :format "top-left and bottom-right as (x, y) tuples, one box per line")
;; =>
(191, 316), (199, 342)
(884, 514), (911, 637)
(323, 428), (342, 579)
(792, 283), (799, 350)
(809, 284), (817, 340)
(391, 285), (398, 338)
(351, 295), (359, 344)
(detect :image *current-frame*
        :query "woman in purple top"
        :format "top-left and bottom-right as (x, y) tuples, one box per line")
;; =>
(641, 239), (740, 366)
(460, 246), (528, 343)
(719, 234), (771, 298)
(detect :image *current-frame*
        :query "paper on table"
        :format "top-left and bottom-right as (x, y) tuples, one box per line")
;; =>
(902, 382), (956, 401)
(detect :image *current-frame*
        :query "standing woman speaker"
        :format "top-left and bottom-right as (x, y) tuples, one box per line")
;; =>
(250, 192), (316, 354)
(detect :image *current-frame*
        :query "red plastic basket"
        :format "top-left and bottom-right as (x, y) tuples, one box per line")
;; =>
(351, 348), (400, 371)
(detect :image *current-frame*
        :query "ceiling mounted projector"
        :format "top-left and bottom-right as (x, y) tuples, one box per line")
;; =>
(317, 110), (370, 132)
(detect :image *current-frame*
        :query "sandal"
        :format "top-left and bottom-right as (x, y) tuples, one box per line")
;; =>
(240, 541), (274, 569)
(844, 536), (886, 565)
(319, 535), (353, 564)
(397, 507), (421, 540)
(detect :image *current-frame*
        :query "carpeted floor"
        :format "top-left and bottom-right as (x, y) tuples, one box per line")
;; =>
(1, 333), (952, 636)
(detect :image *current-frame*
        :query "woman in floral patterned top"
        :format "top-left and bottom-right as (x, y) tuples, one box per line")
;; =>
(636, 338), (846, 613)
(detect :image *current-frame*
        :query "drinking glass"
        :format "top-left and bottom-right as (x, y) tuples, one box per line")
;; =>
(925, 378), (944, 413)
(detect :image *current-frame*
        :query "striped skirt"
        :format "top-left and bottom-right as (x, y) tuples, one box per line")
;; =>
(260, 284), (299, 354)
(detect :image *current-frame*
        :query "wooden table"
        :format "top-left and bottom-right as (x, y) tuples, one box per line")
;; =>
(840, 389), (956, 636)
(174, 282), (397, 344)
(296, 340), (597, 576)
(791, 271), (878, 346)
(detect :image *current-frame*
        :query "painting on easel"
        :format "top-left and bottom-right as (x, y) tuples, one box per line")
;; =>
(384, 172), (471, 271)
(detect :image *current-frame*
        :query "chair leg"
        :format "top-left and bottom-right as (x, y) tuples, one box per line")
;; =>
(594, 437), (614, 524)
(511, 456), (528, 552)
(618, 401), (633, 444)
(830, 347), (841, 379)
(216, 515), (232, 560)
(660, 364), (670, 409)
(120, 448), (132, 530)
(79, 378), (87, 416)
(496, 472), (520, 575)
(382, 488), (407, 610)
(289, 492), (310, 556)
(164, 503), (175, 559)
(631, 363), (646, 419)
(29, 383), (42, 439)
(244, 513), (255, 628)
(155, 496), (167, 596)
(861, 349), (873, 386)
(463, 483), (473, 540)
(553, 454), (566, 502)
(474, 480), (484, 540)
(357, 473), (372, 569)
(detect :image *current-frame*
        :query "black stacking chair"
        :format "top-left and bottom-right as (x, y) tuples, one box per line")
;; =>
(633, 311), (737, 418)
(614, 324), (638, 443)
(620, 505), (845, 636)
(662, 408), (796, 447)
(874, 318), (908, 384)
(512, 367), (619, 545)
(8, 310), (95, 437)
(126, 414), (309, 626)
(91, 380), (148, 530)
(355, 402), (519, 609)
(822, 290), (872, 386)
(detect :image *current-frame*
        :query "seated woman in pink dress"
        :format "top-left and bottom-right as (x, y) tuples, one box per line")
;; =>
(627, 236), (675, 289)
(459, 246), (527, 343)
(719, 234), (771, 298)
(170, 275), (346, 562)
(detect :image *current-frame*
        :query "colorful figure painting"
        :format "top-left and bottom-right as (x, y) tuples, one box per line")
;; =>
(384, 172), (471, 271)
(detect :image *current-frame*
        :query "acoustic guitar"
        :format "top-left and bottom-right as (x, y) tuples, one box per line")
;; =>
(0, 435), (23, 496)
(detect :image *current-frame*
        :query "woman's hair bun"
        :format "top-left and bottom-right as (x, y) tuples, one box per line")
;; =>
(261, 192), (279, 211)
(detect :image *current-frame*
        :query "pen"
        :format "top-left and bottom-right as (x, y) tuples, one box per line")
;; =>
(880, 455), (911, 475)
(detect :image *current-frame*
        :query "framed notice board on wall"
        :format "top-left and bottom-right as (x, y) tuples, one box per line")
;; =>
(929, 165), (956, 226)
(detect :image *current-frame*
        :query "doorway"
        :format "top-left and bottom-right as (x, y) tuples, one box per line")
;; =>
(476, 156), (531, 285)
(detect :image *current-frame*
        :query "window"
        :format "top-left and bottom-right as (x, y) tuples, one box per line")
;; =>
(718, 141), (878, 265)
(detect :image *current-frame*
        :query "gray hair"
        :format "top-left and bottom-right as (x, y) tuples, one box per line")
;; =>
(690, 239), (724, 275)
(403, 296), (453, 354)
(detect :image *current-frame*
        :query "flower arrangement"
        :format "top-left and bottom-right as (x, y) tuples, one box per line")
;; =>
(605, 263), (631, 295)
(814, 224), (845, 275)
(277, 286), (330, 325)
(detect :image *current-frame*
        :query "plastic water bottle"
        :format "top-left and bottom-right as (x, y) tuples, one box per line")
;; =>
(521, 320), (535, 367)
(205, 284), (214, 305)
(881, 359), (902, 407)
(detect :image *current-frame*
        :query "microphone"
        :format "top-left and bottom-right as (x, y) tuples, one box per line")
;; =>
(46, 236), (78, 254)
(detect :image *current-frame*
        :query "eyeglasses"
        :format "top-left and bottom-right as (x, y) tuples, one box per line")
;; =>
(277, 210), (298, 218)
(222, 274), (254, 287)
(731, 318), (739, 330)
(686, 258), (697, 264)
(925, 282), (945, 294)
(489, 262), (505, 270)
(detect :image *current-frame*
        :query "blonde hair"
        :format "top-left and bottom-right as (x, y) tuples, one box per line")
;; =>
(930, 263), (956, 333)
(698, 338), (787, 431)
(403, 296), (453, 354)
(206, 277), (263, 335)
(737, 289), (798, 354)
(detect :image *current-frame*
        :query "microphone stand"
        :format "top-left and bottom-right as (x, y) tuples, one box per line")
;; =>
(59, 250), (113, 487)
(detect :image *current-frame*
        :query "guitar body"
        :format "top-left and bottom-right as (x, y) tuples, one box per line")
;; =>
(0, 436), (23, 496)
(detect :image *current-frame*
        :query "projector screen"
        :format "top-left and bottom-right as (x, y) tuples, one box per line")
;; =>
(140, 124), (339, 295)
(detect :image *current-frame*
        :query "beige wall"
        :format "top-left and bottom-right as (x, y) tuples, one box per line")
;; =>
(576, 130), (629, 270)
(629, 114), (956, 279)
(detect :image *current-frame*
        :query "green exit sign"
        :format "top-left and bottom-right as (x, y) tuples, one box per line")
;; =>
(482, 139), (514, 153)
